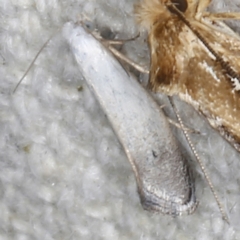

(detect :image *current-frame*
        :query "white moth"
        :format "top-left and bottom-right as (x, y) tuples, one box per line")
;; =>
(62, 22), (197, 216)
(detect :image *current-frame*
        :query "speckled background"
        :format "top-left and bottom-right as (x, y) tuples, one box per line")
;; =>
(1, 0), (240, 239)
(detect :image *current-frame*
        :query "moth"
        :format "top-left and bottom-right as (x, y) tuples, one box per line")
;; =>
(135, 0), (240, 152)
(64, 22), (197, 216)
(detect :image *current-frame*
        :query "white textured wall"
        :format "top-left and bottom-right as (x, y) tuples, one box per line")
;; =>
(0, 0), (240, 239)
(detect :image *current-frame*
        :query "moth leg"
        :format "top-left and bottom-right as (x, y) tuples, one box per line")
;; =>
(203, 12), (240, 20)
(167, 117), (199, 134)
(109, 46), (149, 74)
(92, 33), (140, 46)
(159, 104), (199, 133)
(102, 41), (149, 74)
(90, 31), (148, 73)
(103, 33), (140, 46)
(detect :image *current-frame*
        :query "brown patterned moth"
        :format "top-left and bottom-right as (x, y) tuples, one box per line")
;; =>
(135, 0), (240, 153)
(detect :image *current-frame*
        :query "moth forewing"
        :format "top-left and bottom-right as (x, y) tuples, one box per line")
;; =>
(63, 22), (197, 215)
(136, 0), (240, 152)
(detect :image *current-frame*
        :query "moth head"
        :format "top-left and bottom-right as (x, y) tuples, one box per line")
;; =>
(135, 0), (169, 30)
(135, 0), (188, 30)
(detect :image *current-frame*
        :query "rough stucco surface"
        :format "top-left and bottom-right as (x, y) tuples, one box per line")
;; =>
(1, 0), (240, 239)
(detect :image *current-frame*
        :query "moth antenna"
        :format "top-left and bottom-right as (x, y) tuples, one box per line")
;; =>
(168, 96), (229, 223)
(12, 28), (61, 94)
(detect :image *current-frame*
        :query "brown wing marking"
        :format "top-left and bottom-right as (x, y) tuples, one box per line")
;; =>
(148, 16), (240, 151)
(148, 17), (184, 91)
